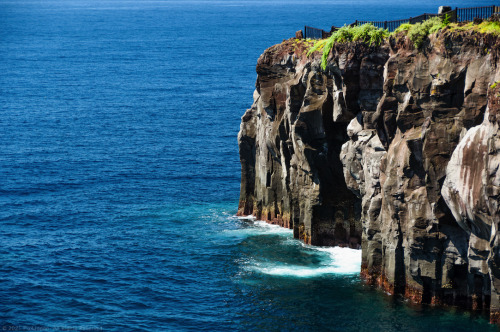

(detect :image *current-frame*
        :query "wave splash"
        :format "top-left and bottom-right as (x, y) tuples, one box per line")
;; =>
(223, 218), (293, 238)
(250, 246), (361, 277)
(229, 218), (361, 277)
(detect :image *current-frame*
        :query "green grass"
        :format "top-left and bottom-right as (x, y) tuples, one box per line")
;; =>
(476, 20), (500, 35)
(442, 20), (500, 35)
(408, 17), (443, 48)
(400, 16), (447, 48)
(306, 16), (500, 71)
(394, 23), (412, 34)
(306, 39), (327, 56)
(307, 23), (388, 70)
(393, 16), (500, 48)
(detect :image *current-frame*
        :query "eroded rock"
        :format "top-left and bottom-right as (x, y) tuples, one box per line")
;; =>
(238, 30), (500, 323)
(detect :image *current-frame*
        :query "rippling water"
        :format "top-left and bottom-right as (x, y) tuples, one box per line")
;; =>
(1, 0), (498, 331)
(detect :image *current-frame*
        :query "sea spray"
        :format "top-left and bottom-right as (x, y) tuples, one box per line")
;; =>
(231, 218), (361, 277)
(249, 246), (361, 277)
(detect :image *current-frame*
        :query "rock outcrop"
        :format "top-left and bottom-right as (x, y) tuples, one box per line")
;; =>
(238, 31), (500, 323)
(441, 84), (500, 321)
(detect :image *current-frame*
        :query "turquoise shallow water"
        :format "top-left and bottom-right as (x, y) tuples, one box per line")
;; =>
(0, 0), (498, 330)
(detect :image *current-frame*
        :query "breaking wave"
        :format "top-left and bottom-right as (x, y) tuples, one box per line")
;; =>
(236, 223), (362, 277)
(223, 218), (293, 238)
(249, 246), (361, 277)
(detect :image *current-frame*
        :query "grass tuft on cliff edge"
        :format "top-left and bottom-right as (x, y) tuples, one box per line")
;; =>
(445, 20), (500, 35)
(395, 16), (446, 48)
(307, 23), (388, 70)
(306, 15), (500, 71)
(394, 16), (500, 48)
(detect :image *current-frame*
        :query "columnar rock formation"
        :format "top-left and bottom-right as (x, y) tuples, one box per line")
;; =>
(237, 31), (500, 322)
(441, 85), (500, 320)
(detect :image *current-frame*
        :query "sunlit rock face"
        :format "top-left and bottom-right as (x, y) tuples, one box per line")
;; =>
(441, 84), (500, 322)
(238, 31), (500, 323)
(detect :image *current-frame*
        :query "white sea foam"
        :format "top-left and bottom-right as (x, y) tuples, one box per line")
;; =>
(229, 216), (361, 277)
(310, 246), (362, 274)
(223, 219), (293, 238)
(236, 215), (256, 221)
(249, 246), (361, 277)
(252, 220), (293, 233)
(252, 264), (349, 277)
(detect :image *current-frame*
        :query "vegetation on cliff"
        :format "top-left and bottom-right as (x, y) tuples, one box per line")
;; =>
(307, 23), (388, 69)
(307, 15), (500, 70)
(395, 16), (500, 47)
(395, 16), (447, 47)
(242, 17), (500, 325)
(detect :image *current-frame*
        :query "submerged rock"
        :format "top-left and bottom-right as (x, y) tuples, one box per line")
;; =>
(238, 31), (500, 323)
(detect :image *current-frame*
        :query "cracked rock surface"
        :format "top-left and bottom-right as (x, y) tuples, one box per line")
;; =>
(238, 31), (500, 323)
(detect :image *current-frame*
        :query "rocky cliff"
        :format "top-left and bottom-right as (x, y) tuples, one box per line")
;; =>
(237, 30), (500, 323)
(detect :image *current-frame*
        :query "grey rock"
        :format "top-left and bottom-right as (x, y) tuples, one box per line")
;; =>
(238, 31), (500, 323)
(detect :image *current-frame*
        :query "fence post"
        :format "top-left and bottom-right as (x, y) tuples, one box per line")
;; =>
(297, 5), (499, 39)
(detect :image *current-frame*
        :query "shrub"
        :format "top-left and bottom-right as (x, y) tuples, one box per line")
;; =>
(320, 34), (337, 70)
(351, 23), (389, 45)
(406, 16), (444, 48)
(306, 39), (327, 56)
(443, 13), (450, 26)
(478, 20), (500, 35)
(394, 23), (412, 34)
(308, 23), (388, 69)
(367, 26), (389, 46)
(406, 16), (500, 46)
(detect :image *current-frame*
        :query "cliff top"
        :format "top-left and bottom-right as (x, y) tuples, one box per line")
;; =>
(263, 17), (500, 71)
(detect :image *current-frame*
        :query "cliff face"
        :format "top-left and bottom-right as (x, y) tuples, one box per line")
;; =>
(238, 31), (500, 322)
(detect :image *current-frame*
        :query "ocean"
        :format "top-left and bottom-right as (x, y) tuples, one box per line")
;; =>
(0, 0), (498, 330)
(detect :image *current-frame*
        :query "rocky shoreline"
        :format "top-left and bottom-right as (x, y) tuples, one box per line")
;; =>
(237, 29), (500, 323)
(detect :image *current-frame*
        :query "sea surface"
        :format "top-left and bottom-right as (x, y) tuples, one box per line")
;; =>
(1, 0), (498, 331)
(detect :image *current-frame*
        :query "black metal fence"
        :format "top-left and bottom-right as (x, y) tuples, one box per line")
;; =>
(303, 26), (326, 39)
(457, 5), (497, 22)
(356, 13), (438, 32)
(301, 5), (500, 38)
(357, 13), (438, 32)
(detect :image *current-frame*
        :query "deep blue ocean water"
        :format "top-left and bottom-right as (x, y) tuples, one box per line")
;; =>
(1, 1), (499, 331)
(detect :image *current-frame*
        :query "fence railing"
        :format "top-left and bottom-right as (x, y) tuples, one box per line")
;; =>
(300, 5), (500, 38)
(356, 13), (438, 32)
(303, 26), (327, 39)
(457, 5), (497, 22)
